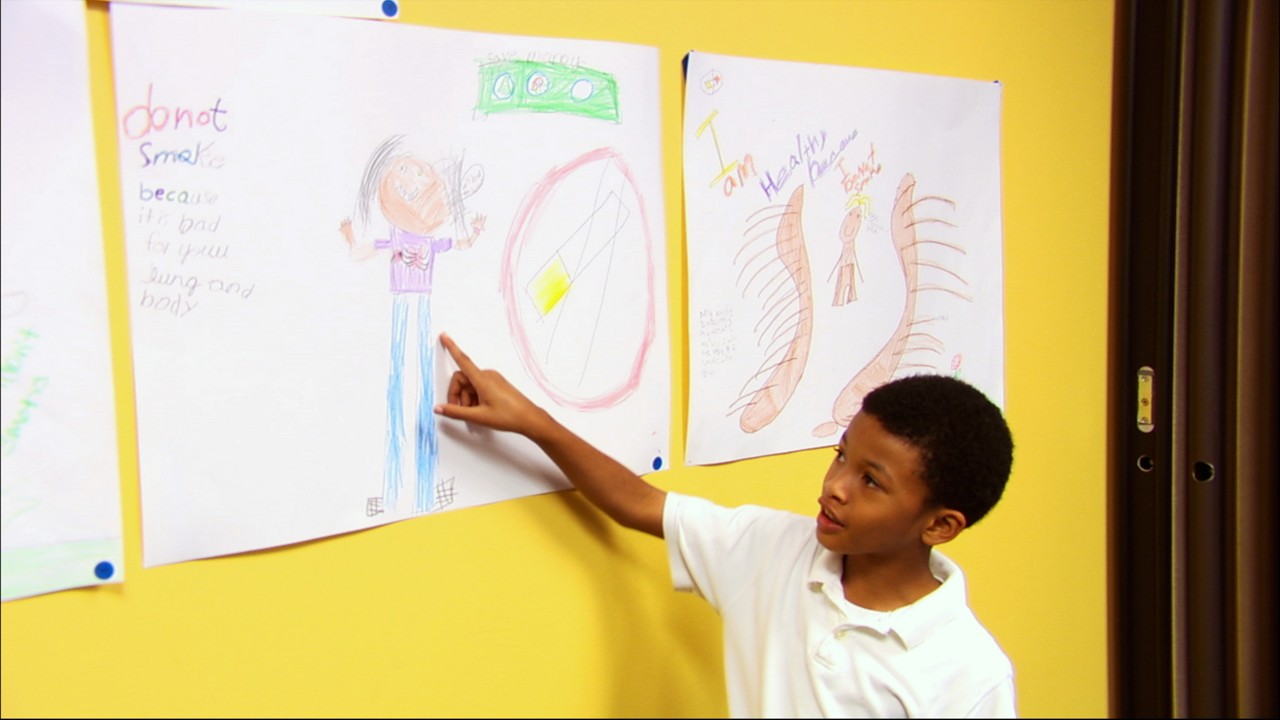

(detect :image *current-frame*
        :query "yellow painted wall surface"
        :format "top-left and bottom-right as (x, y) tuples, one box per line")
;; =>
(0, 1), (1113, 716)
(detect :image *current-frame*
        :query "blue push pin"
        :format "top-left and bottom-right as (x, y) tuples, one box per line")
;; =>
(381, 1), (398, 19)
(94, 561), (115, 580)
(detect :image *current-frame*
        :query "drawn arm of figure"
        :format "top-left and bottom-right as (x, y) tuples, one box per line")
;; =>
(830, 206), (863, 306)
(339, 218), (380, 261)
(457, 213), (486, 249)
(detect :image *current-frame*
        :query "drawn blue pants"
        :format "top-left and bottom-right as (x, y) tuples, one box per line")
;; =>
(385, 294), (437, 514)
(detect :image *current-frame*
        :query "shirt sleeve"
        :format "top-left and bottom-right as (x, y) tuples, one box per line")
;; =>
(963, 676), (1017, 718)
(663, 492), (802, 613)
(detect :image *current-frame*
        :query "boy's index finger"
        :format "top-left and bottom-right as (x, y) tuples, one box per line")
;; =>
(439, 333), (479, 375)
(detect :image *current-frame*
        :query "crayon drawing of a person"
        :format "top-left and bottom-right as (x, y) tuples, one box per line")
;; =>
(340, 135), (485, 515)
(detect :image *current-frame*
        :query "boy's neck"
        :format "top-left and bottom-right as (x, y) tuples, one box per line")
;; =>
(840, 549), (940, 612)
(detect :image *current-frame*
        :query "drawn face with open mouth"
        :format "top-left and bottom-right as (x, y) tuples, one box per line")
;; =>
(379, 155), (449, 236)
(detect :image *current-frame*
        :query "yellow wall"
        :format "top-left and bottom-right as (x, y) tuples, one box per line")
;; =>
(0, 1), (1114, 716)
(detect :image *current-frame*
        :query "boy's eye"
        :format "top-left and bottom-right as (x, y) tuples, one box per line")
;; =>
(832, 446), (845, 462)
(863, 474), (880, 488)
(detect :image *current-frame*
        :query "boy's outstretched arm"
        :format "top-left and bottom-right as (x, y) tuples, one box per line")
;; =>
(434, 333), (666, 538)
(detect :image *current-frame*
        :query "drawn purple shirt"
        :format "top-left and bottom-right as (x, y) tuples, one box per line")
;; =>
(375, 227), (454, 294)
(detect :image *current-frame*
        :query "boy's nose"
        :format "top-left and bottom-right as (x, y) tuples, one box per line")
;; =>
(822, 478), (848, 503)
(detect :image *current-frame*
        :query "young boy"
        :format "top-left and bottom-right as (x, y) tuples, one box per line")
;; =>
(433, 332), (1016, 718)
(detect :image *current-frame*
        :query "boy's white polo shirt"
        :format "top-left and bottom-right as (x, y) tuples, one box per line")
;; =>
(663, 492), (1016, 718)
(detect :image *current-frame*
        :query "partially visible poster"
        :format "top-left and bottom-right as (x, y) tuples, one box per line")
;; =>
(110, 4), (668, 567)
(114, 0), (400, 20)
(684, 50), (1004, 466)
(1, 0), (124, 601)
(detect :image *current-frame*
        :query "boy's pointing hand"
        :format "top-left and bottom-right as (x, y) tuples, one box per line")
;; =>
(435, 333), (550, 439)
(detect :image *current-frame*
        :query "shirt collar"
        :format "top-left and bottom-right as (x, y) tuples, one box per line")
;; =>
(806, 547), (972, 649)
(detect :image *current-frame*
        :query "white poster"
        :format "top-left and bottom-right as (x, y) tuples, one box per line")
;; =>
(1, 0), (124, 601)
(110, 4), (668, 566)
(684, 50), (1004, 466)
(116, 0), (398, 20)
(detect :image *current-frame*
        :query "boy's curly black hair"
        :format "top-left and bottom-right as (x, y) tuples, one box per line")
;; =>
(861, 374), (1013, 527)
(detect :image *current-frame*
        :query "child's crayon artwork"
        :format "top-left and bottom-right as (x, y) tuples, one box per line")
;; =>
(683, 51), (1004, 466)
(109, 4), (668, 567)
(1, 1), (124, 601)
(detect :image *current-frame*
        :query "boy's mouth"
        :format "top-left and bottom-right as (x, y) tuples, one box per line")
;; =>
(817, 502), (845, 529)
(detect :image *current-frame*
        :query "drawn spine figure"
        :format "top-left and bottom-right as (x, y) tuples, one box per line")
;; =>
(814, 172), (967, 438)
(730, 184), (813, 433)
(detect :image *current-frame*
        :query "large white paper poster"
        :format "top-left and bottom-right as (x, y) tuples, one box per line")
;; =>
(1, 0), (125, 601)
(684, 51), (1004, 466)
(110, 4), (668, 566)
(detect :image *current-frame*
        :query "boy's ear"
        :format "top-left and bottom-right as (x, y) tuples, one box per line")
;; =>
(921, 508), (967, 546)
